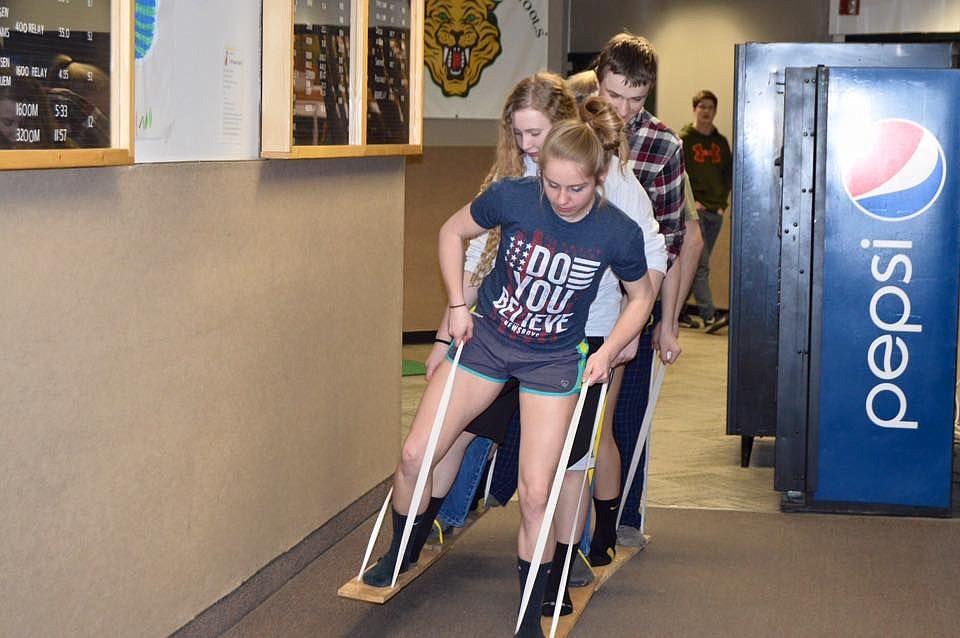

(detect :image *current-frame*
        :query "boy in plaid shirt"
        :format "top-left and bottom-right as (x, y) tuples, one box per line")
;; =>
(587, 32), (694, 560)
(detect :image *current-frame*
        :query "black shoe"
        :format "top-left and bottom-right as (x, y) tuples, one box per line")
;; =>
(361, 549), (412, 587)
(678, 312), (700, 329)
(587, 543), (616, 567)
(705, 313), (728, 334)
(541, 597), (574, 617)
(425, 518), (452, 545)
(540, 584), (573, 618)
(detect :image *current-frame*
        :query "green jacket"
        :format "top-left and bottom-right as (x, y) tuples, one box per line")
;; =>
(680, 123), (732, 211)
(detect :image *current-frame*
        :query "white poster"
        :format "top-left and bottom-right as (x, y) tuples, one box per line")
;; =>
(134, 0), (175, 141)
(423, 0), (549, 120)
(220, 47), (244, 145)
(134, 1), (261, 162)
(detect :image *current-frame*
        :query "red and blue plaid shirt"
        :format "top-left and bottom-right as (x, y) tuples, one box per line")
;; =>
(626, 110), (686, 264)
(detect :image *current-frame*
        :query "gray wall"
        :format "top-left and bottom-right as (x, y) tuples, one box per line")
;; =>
(568, 0), (831, 151)
(0, 158), (404, 636)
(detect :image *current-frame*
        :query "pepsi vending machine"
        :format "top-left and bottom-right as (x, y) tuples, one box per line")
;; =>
(729, 43), (952, 469)
(777, 66), (960, 515)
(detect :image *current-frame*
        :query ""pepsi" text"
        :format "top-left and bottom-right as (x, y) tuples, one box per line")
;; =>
(861, 238), (921, 430)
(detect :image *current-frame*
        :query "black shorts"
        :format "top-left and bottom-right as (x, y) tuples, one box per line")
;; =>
(464, 377), (521, 443)
(464, 337), (606, 469)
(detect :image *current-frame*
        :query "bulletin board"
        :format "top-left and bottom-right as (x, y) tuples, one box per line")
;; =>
(0, 0), (133, 170)
(262, 0), (423, 159)
(134, 0), (261, 163)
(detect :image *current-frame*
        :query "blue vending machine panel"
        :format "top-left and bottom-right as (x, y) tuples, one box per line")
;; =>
(815, 68), (960, 512)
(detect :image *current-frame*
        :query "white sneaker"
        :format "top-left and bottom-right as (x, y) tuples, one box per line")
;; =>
(617, 525), (648, 550)
(568, 551), (595, 587)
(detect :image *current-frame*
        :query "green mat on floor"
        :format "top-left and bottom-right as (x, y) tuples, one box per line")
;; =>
(402, 359), (426, 376)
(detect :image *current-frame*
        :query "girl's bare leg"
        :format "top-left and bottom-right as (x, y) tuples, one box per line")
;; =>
(392, 359), (503, 514)
(588, 369), (626, 564)
(554, 472), (589, 543)
(516, 392), (577, 560)
(515, 390), (577, 633)
(592, 369), (624, 499)
(363, 362), (503, 587)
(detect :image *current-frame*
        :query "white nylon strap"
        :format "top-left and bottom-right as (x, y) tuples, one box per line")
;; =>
(640, 417), (653, 535)
(391, 341), (465, 588)
(482, 447), (498, 508)
(547, 381), (608, 638)
(615, 358), (667, 530)
(515, 381), (591, 635)
(357, 487), (394, 580)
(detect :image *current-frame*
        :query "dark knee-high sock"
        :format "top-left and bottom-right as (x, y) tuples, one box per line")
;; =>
(363, 501), (444, 587)
(588, 496), (620, 566)
(408, 496), (444, 563)
(541, 542), (574, 616)
(362, 507), (413, 587)
(517, 558), (550, 637)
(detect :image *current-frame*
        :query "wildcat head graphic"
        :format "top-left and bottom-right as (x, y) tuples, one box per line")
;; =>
(425, 0), (502, 97)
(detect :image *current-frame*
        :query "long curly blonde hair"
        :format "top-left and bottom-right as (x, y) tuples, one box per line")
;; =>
(470, 72), (577, 285)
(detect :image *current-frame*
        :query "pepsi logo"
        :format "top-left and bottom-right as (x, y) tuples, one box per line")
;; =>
(842, 119), (946, 222)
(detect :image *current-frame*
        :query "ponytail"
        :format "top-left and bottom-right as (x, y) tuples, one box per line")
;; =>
(538, 119), (608, 182)
(579, 96), (629, 169)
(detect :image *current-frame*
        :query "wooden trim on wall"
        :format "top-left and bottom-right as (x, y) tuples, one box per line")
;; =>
(261, 0), (423, 160)
(261, 0), (295, 154)
(408, 0), (424, 146)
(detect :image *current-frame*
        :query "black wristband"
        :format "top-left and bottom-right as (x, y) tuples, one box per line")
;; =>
(434, 337), (452, 345)
(449, 303), (467, 309)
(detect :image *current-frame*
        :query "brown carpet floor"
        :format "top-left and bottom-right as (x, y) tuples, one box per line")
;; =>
(222, 504), (960, 638)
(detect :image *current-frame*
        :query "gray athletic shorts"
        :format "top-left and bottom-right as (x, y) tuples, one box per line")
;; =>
(448, 317), (587, 396)
(462, 337), (609, 471)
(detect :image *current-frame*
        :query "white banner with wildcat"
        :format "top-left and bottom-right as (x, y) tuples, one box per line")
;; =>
(423, 0), (549, 119)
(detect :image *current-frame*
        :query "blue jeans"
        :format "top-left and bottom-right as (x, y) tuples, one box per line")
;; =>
(437, 379), (524, 527)
(692, 209), (723, 321)
(437, 436), (495, 527)
(611, 302), (660, 529)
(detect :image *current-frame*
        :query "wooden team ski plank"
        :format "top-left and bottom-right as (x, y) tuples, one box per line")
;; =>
(541, 538), (648, 638)
(337, 508), (489, 604)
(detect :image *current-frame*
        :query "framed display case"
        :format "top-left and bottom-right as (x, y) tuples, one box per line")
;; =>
(262, 0), (423, 159)
(0, 0), (133, 170)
